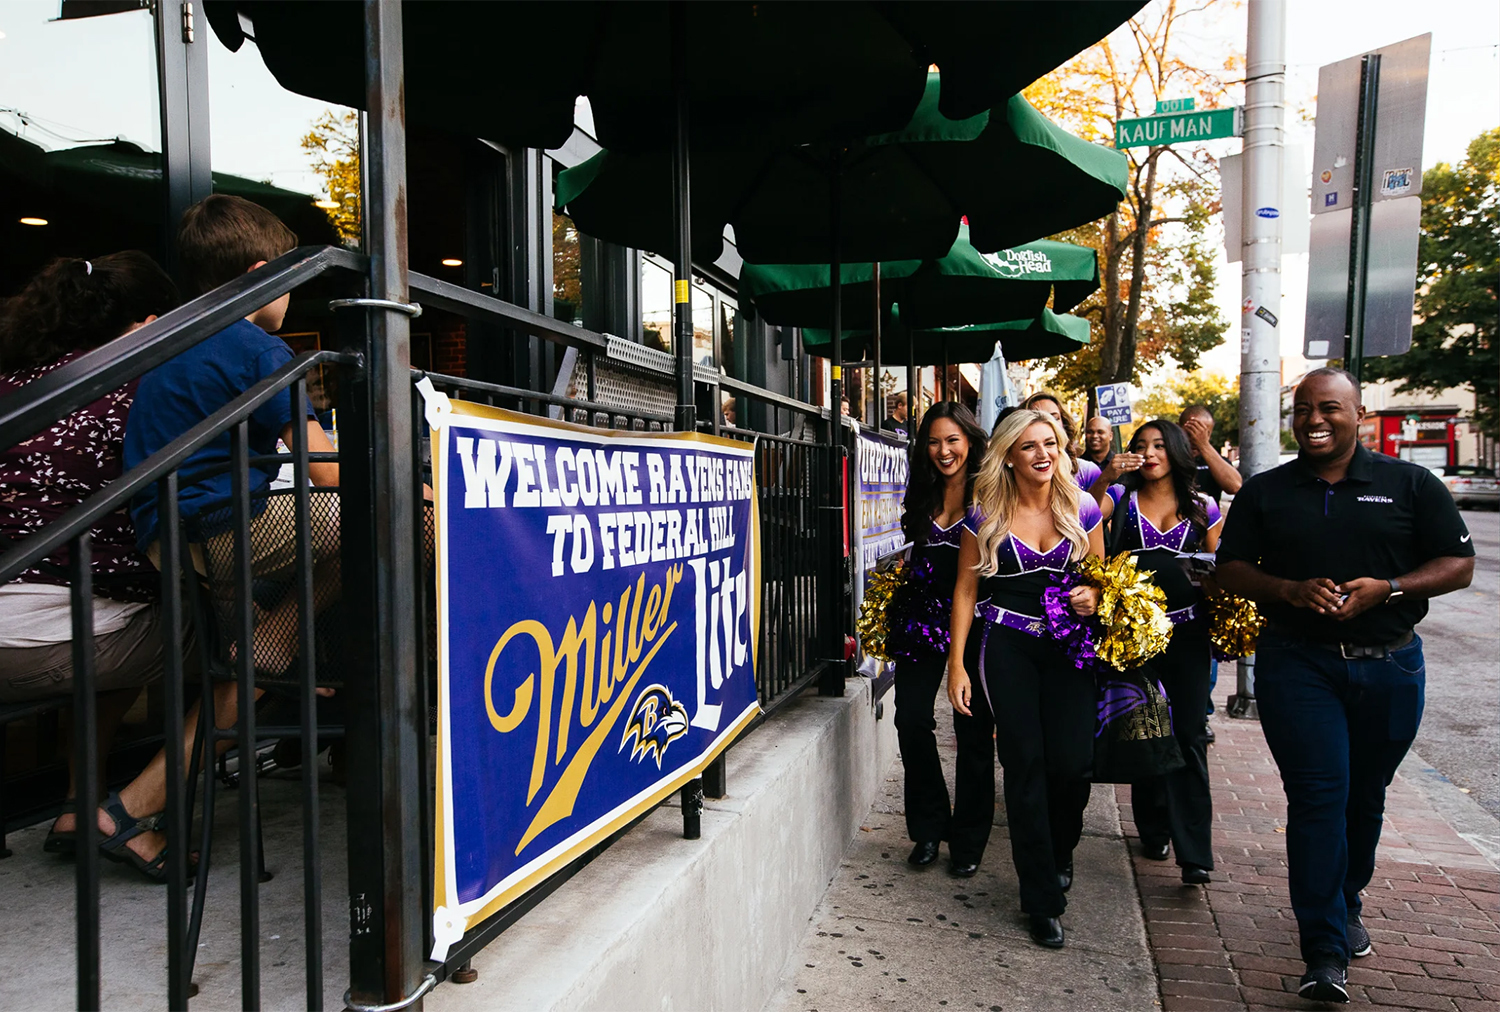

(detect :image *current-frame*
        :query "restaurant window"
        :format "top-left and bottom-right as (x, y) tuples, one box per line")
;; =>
(692, 282), (714, 367)
(0, 1), (163, 296)
(641, 256), (672, 353)
(553, 210), (583, 325)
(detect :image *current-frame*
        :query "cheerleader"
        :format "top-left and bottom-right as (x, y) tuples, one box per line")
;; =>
(1021, 391), (1116, 514)
(1105, 419), (1222, 884)
(947, 409), (1104, 949)
(889, 403), (995, 877)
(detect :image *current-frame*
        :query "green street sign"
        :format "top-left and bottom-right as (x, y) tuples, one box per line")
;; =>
(1155, 97), (1195, 114)
(1115, 107), (1238, 149)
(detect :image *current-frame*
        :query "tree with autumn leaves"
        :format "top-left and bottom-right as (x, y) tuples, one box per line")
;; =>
(1024, 0), (1233, 413)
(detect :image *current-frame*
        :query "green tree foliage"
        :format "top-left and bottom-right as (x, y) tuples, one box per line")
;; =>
(553, 211), (582, 321)
(1023, 0), (1231, 410)
(300, 109), (361, 247)
(1363, 128), (1499, 438)
(1134, 371), (1241, 446)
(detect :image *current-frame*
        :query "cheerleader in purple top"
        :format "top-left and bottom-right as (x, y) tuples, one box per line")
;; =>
(1022, 391), (1118, 515)
(947, 409), (1105, 950)
(887, 403), (996, 877)
(1105, 419), (1223, 884)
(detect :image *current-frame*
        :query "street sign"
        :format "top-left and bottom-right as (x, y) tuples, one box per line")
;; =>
(1221, 144), (1311, 261)
(1095, 383), (1133, 426)
(1115, 108), (1238, 149)
(1155, 97), (1196, 114)
(1304, 34), (1430, 366)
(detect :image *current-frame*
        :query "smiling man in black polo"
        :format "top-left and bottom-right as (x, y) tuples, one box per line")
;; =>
(1217, 368), (1475, 1004)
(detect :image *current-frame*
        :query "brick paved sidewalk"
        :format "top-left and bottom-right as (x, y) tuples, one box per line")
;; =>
(1118, 669), (1500, 1011)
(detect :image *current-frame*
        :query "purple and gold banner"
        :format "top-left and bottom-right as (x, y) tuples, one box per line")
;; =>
(427, 400), (760, 957)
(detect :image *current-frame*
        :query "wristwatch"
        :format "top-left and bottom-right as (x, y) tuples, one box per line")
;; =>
(1386, 578), (1404, 602)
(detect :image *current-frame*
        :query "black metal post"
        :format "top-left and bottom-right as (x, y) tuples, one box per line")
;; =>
(821, 149), (847, 698)
(69, 535), (100, 1012)
(670, 1), (695, 432)
(871, 263), (882, 428)
(230, 422), (262, 1009)
(703, 754), (727, 799)
(1343, 53), (1381, 391)
(159, 474), (191, 1009)
(154, 0), (212, 277)
(291, 377), (324, 1010)
(906, 316), (917, 434)
(344, 2), (427, 1007)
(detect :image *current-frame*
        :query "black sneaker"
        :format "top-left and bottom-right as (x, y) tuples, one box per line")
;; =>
(1347, 913), (1372, 958)
(1298, 959), (1350, 1004)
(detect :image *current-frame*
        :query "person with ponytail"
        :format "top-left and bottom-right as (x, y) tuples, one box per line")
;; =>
(0, 252), (182, 866)
(888, 402), (994, 878)
(1103, 419), (1222, 884)
(947, 409), (1105, 949)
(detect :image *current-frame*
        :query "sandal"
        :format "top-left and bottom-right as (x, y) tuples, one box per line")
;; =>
(96, 791), (197, 884)
(42, 801), (77, 856)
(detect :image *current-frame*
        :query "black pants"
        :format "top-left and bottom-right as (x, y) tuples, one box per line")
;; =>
(893, 655), (995, 864)
(971, 624), (1095, 917)
(1131, 624), (1214, 869)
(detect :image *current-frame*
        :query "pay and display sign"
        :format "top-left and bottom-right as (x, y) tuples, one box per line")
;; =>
(425, 396), (760, 958)
(1095, 383), (1133, 426)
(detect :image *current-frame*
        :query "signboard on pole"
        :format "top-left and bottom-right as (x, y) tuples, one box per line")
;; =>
(1115, 108), (1239, 148)
(423, 393), (761, 959)
(1304, 33), (1430, 363)
(1095, 382), (1133, 426)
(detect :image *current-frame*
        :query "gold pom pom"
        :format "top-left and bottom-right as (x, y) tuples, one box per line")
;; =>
(857, 563), (906, 662)
(1205, 588), (1266, 661)
(1076, 554), (1174, 671)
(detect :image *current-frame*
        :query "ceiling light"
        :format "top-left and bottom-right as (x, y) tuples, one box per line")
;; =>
(313, 199), (340, 210)
(19, 217), (47, 226)
(441, 258), (463, 267)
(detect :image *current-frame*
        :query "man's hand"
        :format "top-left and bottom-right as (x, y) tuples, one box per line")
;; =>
(1281, 577), (1344, 614)
(1104, 452), (1144, 482)
(1182, 415), (1213, 452)
(1334, 577), (1392, 621)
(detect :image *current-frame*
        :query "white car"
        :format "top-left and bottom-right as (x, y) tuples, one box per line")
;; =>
(1434, 466), (1499, 510)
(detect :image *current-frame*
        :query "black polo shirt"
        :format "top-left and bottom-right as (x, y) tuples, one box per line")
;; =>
(1082, 448), (1114, 472)
(1194, 455), (1224, 505)
(1217, 444), (1474, 644)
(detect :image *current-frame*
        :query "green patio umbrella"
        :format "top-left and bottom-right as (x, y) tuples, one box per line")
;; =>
(557, 75), (1128, 265)
(737, 227), (1099, 332)
(802, 307), (1092, 366)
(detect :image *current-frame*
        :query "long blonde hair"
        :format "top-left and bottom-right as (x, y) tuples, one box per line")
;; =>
(972, 410), (1088, 577)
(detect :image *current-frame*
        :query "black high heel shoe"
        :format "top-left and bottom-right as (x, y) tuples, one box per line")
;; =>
(907, 840), (941, 867)
(1181, 864), (1212, 885)
(1028, 915), (1065, 949)
(1058, 860), (1074, 893)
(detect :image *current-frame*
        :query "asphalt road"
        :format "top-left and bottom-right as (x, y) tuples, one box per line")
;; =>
(1413, 507), (1500, 819)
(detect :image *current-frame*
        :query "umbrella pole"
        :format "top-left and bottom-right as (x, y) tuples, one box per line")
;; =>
(871, 263), (882, 429)
(670, 2), (694, 433)
(824, 147), (846, 697)
(905, 310), (917, 433)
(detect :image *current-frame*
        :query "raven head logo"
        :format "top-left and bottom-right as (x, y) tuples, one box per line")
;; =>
(620, 683), (690, 769)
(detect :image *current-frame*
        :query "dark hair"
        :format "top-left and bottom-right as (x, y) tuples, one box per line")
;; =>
(1120, 419), (1208, 538)
(177, 194), (298, 297)
(0, 252), (180, 372)
(1022, 390), (1080, 459)
(992, 404), (1021, 434)
(1297, 367), (1360, 399)
(901, 401), (988, 546)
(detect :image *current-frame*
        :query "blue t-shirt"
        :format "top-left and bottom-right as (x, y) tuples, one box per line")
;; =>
(124, 319), (311, 549)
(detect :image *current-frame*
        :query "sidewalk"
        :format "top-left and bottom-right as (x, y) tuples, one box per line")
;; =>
(767, 664), (1500, 1012)
(1123, 665), (1500, 1011)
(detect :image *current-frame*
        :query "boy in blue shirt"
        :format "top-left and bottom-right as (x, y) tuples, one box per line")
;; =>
(125, 194), (341, 678)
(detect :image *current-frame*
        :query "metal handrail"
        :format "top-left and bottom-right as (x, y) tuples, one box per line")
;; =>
(416, 370), (674, 427)
(408, 271), (611, 354)
(0, 349), (354, 585)
(0, 245), (365, 453)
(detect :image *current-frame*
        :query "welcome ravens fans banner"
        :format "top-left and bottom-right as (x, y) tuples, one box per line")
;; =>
(420, 385), (761, 959)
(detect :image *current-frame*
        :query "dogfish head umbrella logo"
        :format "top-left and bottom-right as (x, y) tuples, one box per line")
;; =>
(621, 683), (690, 769)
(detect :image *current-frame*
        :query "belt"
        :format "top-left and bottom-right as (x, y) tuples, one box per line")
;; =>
(1167, 603), (1199, 625)
(1270, 627), (1415, 660)
(975, 601), (1047, 638)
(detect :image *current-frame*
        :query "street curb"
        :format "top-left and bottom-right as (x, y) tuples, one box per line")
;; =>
(1398, 746), (1500, 871)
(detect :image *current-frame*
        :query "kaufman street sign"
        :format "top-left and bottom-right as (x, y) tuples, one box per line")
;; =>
(1115, 108), (1239, 149)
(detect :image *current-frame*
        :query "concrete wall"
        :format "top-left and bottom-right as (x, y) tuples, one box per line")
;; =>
(430, 677), (898, 1012)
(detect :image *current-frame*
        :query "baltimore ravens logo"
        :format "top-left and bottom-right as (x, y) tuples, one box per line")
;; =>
(620, 684), (690, 769)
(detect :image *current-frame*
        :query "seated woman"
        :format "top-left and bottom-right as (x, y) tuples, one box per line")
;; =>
(0, 253), (186, 870)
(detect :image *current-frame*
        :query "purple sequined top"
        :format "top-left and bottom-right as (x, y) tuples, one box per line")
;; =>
(887, 516), (965, 663)
(1106, 487), (1224, 609)
(1074, 457), (1102, 492)
(964, 497), (1103, 616)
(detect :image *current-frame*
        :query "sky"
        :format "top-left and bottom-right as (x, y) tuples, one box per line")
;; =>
(1186, 0), (1500, 384)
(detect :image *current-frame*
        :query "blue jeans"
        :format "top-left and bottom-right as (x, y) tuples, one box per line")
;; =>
(1207, 658), (1218, 713)
(1255, 631), (1425, 965)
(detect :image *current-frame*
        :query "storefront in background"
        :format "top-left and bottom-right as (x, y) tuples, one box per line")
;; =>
(1360, 406), (1461, 468)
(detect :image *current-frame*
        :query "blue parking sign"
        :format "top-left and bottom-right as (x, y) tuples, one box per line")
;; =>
(1095, 383), (1133, 426)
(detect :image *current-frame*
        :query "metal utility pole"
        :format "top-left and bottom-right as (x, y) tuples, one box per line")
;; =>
(1238, 0), (1285, 481)
(1231, 0), (1286, 719)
